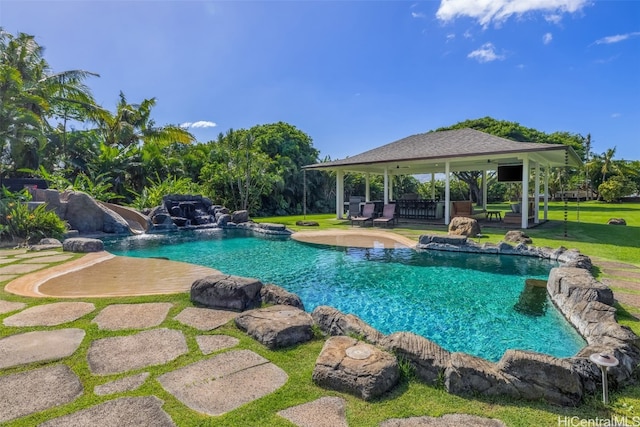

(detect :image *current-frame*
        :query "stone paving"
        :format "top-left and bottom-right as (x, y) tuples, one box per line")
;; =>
(4, 246), (637, 425)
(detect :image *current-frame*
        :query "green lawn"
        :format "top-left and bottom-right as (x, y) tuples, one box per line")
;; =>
(1, 200), (639, 426)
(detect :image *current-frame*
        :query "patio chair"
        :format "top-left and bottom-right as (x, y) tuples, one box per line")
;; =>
(373, 203), (397, 227)
(351, 202), (375, 226)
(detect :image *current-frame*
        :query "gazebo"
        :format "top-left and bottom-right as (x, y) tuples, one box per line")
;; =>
(303, 128), (582, 229)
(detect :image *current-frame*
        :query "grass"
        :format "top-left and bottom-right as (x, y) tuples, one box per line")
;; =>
(1, 200), (639, 426)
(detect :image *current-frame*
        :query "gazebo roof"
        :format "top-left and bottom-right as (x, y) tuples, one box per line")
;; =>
(304, 128), (582, 174)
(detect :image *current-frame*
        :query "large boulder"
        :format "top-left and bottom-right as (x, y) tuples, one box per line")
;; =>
(311, 306), (385, 345)
(235, 305), (314, 349)
(444, 352), (520, 399)
(231, 210), (249, 224)
(260, 284), (304, 310)
(62, 237), (104, 253)
(503, 230), (532, 244)
(190, 274), (262, 312)
(547, 267), (614, 307)
(497, 350), (582, 406)
(312, 336), (399, 400)
(448, 217), (481, 237)
(61, 191), (129, 234)
(607, 218), (626, 225)
(382, 332), (451, 385)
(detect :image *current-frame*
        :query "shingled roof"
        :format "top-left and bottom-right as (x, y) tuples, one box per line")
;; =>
(305, 128), (581, 173)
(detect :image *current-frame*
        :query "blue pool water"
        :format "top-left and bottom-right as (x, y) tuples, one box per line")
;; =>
(104, 229), (586, 361)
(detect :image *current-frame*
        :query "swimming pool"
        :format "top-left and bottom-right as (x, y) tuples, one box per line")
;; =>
(104, 229), (586, 361)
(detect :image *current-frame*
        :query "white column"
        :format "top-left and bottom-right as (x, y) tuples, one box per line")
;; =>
(482, 169), (488, 210)
(445, 162), (451, 225)
(534, 162), (540, 224)
(389, 175), (394, 202)
(521, 157), (529, 229)
(544, 167), (549, 220)
(365, 173), (370, 202)
(431, 172), (436, 200)
(383, 168), (389, 204)
(336, 170), (344, 219)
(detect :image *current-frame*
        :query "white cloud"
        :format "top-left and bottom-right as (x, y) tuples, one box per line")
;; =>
(436, 0), (589, 27)
(611, 113), (621, 118)
(446, 33), (456, 41)
(412, 11), (426, 18)
(468, 42), (505, 62)
(180, 121), (217, 129)
(594, 31), (640, 45)
(543, 32), (553, 44)
(545, 13), (562, 24)
(463, 29), (473, 39)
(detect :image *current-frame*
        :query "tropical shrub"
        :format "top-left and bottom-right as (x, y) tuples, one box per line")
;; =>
(598, 176), (637, 202)
(0, 189), (67, 243)
(129, 175), (205, 210)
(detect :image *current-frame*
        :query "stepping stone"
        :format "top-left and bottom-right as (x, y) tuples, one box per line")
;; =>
(0, 364), (83, 423)
(380, 414), (507, 426)
(235, 304), (314, 349)
(92, 302), (173, 330)
(0, 258), (18, 265)
(40, 396), (176, 427)
(94, 372), (150, 396)
(313, 336), (400, 401)
(196, 335), (240, 354)
(174, 306), (238, 331)
(15, 250), (61, 258)
(0, 274), (18, 282)
(158, 349), (288, 416)
(0, 328), (85, 369)
(22, 254), (74, 264)
(0, 299), (26, 314)
(0, 263), (48, 274)
(3, 301), (95, 326)
(87, 328), (188, 375)
(277, 397), (348, 427)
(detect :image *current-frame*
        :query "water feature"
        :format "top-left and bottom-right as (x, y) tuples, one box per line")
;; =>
(104, 229), (586, 361)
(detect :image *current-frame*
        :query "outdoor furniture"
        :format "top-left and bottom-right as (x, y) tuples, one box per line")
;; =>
(373, 203), (397, 227)
(451, 201), (474, 218)
(486, 210), (502, 222)
(351, 203), (375, 226)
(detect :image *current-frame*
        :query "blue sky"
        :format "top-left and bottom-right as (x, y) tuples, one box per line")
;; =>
(1, 0), (639, 161)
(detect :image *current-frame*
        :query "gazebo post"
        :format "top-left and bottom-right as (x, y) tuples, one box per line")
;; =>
(534, 162), (540, 224)
(544, 167), (549, 220)
(521, 156), (530, 229)
(336, 170), (344, 219)
(365, 173), (370, 202)
(444, 161), (451, 225)
(383, 168), (389, 204)
(431, 173), (436, 200)
(482, 169), (488, 211)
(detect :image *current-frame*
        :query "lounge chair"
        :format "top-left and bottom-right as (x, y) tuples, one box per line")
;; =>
(351, 202), (375, 226)
(373, 203), (397, 227)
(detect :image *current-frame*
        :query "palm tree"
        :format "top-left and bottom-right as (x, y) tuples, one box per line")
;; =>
(0, 29), (100, 173)
(91, 92), (195, 195)
(600, 147), (617, 183)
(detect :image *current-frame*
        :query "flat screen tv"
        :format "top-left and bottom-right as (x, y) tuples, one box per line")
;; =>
(497, 165), (523, 182)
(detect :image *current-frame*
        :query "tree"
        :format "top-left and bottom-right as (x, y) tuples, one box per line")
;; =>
(91, 92), (194, 196)
(0, 29), (99, 173)
(598, 176), (637, 202)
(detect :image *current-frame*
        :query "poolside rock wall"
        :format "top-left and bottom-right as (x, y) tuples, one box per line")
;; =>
(547, 267), (640, 391)
(417, 234), (593, 270)
(189, 249), (639, 405)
